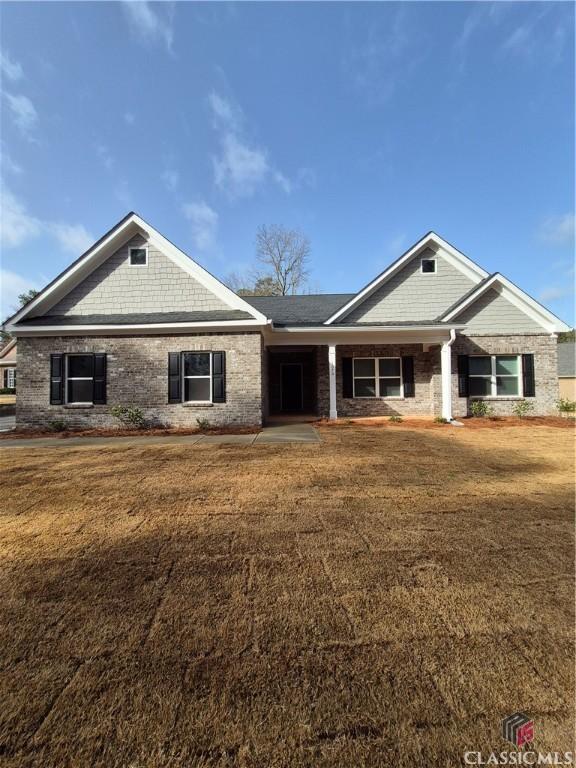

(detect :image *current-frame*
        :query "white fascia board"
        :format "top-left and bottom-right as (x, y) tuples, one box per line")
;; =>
(264, 324), (460, 347)
(6, 216), (139, 325)
(275, 324), (462, 333)
(10, 319), (268, 337)
(323, 232), (488, 325)
(0, 338), (17, 358)
(6, 213), (270, 327)
(441, 273), (571, 332)
(136, 216), (268, 323)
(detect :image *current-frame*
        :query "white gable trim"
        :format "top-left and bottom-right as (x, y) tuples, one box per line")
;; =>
(441, 273), (571, 333)
(0, 338), (17, 359)
(5, 213), (268, 326)
(323, 232), (488, 325)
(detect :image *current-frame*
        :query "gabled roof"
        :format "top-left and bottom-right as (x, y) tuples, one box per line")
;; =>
(5, 212), (269, 329)
(15, 311), (255, 326)
(558, 342), (575, 377)
(440, 273), (571, 333)
(323, 231), (489, 325)
(244, 294), (355, 326)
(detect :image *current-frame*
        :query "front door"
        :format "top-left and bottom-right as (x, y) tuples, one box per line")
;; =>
(280, 363), (303, 412)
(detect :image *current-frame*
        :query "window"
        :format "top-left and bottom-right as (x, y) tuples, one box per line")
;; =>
(353, 357), (403, 398)
(183, 352), (212, 403)
(421, 258), (436, 273)
(129, 247), (147, 266)
(5, 368), (15, 388)
(469, 355), (521, 397)
(66, 354), (94, 404)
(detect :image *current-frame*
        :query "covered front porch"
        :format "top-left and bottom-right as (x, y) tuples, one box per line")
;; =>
(262, 327), (457, 423)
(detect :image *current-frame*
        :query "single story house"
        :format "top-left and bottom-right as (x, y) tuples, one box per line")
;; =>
(4, 212), (570, 429)
(0, 338), (17, 390)
(557, 342), (576, 400)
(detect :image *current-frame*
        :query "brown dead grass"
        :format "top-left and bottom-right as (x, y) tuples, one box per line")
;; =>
(0, 425), (574, 767)
(0, 424), (260, 440)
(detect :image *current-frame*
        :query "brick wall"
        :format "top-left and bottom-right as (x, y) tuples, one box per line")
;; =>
(16, 333), (262, 429)
(449, 334), (559, 417)
(317, 344), (436, 418)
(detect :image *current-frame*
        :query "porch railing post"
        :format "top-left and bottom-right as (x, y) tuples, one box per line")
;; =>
(440, 332), (455, 421)
(328, 344), (337, 420)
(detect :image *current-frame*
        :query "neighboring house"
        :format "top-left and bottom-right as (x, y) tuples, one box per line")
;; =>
(558, 342), (576, 400)
(0, 339), (17, 390)
(3, 213), (570, 429)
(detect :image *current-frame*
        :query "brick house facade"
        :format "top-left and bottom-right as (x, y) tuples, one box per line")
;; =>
(5, 214), (569, 429)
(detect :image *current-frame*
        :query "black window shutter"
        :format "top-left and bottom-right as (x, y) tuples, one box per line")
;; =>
(168, 353), (181, 403)
(50, 354), (64, 405)
(342, 357), (353, 398)
(93, 353), (107, 404)
(212, 351), (226, 403)
(457, 355), (469, 397)
(522, 353), (535, 397)
(402, 356), (415, 397)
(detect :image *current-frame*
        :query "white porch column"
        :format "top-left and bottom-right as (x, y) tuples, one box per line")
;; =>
(328, 344), (337, 420)
(440, 329), (456, 421)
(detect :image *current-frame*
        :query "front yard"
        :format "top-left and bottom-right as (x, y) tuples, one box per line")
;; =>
(1, 425), (574, 767)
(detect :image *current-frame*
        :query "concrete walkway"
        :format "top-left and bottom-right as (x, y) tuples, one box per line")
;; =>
(0, 423), (320, 449)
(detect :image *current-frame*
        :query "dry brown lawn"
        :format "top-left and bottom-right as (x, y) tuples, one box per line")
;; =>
(0, 425), (574, 767)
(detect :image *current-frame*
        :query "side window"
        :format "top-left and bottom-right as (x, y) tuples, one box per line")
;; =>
(182, 352), (212, 403)
(66, 354), (94, 404)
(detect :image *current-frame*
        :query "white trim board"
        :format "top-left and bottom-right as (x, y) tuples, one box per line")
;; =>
(10, 319), (267, 336)
(440, 273), (571, 333)
(5, 213), (269, 326)
(323, 232), (489, 325)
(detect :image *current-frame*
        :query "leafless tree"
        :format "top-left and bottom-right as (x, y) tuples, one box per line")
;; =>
(255, 225), (310, 295)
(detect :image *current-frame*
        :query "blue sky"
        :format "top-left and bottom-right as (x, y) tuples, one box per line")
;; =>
(1, 1), (574, 324)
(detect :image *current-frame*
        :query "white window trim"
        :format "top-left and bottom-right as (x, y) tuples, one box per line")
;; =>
(129, 245), (148, 267)
(352, 356), (404, 399)
(420, 258), (437, 274)
(182, 352), (213, 404)
(65, 353), (94, 405)
(469, 354), (523, 399)
(6, 368), (15, 388)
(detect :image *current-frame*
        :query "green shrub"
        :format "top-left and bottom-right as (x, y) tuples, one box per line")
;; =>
(470, 400), (493, 418)
(48, 419), (66, 432)
(196, 417), (211, 430)
(512, 400), (534, 418)
(0, 387), (15, 395)
(557, 398), (576, 414)
(110, 405), (147, 429)
(389, 415), (403, 423)
(434, 416), (449, 424)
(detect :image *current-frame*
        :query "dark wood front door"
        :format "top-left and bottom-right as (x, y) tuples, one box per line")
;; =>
(280, 363), (303, 411)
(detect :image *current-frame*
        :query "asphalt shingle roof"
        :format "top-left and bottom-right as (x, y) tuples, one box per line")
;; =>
(558, 342), (575, 377)
(243, 294), (355, 325)
(18, 310), (254, 326)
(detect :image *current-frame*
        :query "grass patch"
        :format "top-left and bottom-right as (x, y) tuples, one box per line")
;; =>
(0, 425), (574, 766)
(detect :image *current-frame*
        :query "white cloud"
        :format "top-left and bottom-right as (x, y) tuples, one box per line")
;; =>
(50, 223), (93, 255)
(538, 285), (573, 303)
(0, 269), (39, 318)
(209, 90), (291, 198)
(273, 170), (292, 195)
(213, 133), (269, 199)
(208, 90), (242, 132)
(0, 50), (23, 81)
(96, 144), (114, 171)
(0, 185), (41, 247)
(182, 201), (218, 251)
(4, 93), (37, 136)
(539, 213), (575, 246)
(1, 183), (94, 257)
(124, 111), (136, 125)
(0, 147), (23, 176)
(122, 1), (174, 52)
(162, 169), (179, 192)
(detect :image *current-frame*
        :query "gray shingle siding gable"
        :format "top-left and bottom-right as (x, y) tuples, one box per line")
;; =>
(455, 287), (543, 334)
(344, 251), (476, 323)
(50, 234), (230, 316)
